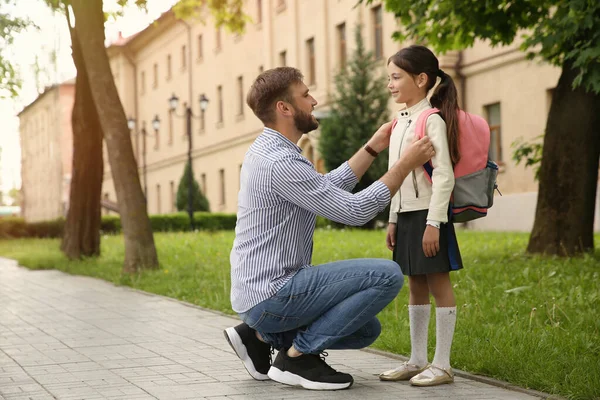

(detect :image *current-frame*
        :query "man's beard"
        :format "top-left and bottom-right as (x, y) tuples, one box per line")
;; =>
(293, 108), (319, 134)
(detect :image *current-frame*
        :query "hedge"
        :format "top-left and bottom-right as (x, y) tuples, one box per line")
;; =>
(0, 212), (238, 239)
(0, 213), (348, 239)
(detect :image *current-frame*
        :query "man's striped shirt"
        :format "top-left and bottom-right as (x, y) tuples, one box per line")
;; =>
(230, 128), (391, 313)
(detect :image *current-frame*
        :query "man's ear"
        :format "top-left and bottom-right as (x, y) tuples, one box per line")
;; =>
(276, 100), (293, 116)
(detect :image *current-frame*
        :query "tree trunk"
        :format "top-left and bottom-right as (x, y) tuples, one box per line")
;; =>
(60, 24), (104, 259)
(527, 63), (600, 256)
(70, 0), (158, 272)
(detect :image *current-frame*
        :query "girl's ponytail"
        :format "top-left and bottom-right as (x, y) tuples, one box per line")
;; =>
(431, 70), (460, 166)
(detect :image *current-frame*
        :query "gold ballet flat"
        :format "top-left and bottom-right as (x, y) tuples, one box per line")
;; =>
(409, 364), (454, 386)
(379, 361), (427, 381)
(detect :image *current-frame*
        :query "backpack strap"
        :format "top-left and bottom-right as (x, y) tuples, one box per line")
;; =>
(391, 118), (398, 131)
(415, 108), (440, 183)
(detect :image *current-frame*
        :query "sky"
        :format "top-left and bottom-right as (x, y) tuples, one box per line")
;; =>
(0, 0), (178, 200)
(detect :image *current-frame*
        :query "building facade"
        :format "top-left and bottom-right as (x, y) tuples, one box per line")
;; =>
(18, 81), (74, 222)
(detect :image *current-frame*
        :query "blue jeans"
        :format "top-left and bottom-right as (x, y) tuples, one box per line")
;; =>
(238, 258), (403, 354)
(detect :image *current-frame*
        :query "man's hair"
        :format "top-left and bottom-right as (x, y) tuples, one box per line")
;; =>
(246, 67), (304, 124)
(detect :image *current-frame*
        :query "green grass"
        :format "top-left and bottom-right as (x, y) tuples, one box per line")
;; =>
(0, 230), (599, 399)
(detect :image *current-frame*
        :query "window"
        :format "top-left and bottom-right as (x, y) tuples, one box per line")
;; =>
(485, 103), (502, 162)
(197, 34), (203, 60)
(140, 71), (146, 95)
(372, 6), (383, 59)
(257, 0), (262, 24)
(166, 55), (172, 79)
(337, 23), (347, 68)
(201, 173), (207, 194)
(237, 76), (244, 116)
(181, 45), (187, 70)
(279, 50), (287, 67)
(200, 106), (206, 132)
(153, 63), (158, 88)
(217, 85), (224, 123)
(168, 110), (173, 145)
(216, 27), (222, 51)
(153, 119), (160, 150)
(156, 184), (161, 214)
(219, 169), (225, 205)
(306, 38), (315, 86)
(170, 181), (175, 212)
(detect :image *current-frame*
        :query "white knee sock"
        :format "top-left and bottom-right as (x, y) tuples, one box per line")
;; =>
(432, 306), (457, 370)
(407, 304), (430, 367)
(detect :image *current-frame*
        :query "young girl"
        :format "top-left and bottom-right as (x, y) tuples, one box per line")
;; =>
(378, 45), (463, 387)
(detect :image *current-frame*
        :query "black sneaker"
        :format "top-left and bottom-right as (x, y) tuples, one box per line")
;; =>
(224, 323), (272, 380)
(268, 350), (353, 390)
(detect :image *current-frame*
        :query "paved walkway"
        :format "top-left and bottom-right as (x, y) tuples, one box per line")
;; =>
(0, 258), (546, 400)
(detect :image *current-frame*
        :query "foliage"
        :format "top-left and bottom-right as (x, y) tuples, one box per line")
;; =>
(0, 0), (30, 97)
(512, 135), (544, 181)
(0, 212), (236, 238)
(176, 161), (210, 213)
(173, 0), (248, 34)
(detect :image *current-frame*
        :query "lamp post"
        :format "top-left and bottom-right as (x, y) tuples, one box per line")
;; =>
(128, 115), (160, 204)
(169, 93), (209, 231)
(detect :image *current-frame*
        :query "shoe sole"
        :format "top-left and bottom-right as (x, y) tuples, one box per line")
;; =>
(224, 327), (270, 381)
(268, 366), (353, 391)
(410, 378), (454, 387)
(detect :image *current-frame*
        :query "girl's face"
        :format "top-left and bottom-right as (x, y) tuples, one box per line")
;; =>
(387, 62), (427, 108)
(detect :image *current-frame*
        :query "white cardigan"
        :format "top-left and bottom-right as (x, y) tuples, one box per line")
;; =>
(388, 98), (455, 224)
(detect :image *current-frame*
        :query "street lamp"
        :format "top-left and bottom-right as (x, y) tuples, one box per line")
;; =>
(152, 114), (161, 131)
(199, 93), (209, 131)
(169, 93), (209, 230)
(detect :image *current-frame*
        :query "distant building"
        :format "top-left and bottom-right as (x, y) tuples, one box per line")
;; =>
(18, 80), (74, 222)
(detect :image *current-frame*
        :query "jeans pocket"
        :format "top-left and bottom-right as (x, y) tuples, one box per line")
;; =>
(253, 311), (300, 333)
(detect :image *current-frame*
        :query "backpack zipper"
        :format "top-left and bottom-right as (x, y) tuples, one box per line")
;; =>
(397, 119), (412, 210)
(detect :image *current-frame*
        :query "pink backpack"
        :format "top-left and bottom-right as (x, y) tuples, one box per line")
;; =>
(413, 108), (500, 222)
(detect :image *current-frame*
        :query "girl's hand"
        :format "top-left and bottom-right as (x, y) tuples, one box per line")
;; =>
(422, 225), (440, 257)
(386, 223), (397, 251)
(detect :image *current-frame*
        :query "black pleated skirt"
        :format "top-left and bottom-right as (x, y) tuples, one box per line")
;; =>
(393, 210), (463, 276)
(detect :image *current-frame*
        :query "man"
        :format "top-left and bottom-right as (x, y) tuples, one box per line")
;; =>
(224, 67), (435, 391)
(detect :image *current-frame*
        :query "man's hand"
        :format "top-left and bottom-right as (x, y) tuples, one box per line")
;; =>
(379, 133), (435, 197)
(386, 223), (396, 251)
(367, 121), (394, 153)
(400, 136), (435, 171)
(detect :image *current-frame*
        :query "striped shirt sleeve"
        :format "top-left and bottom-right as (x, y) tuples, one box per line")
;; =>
(323, 161), (359, 192)
(271, 156), (391, 226)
